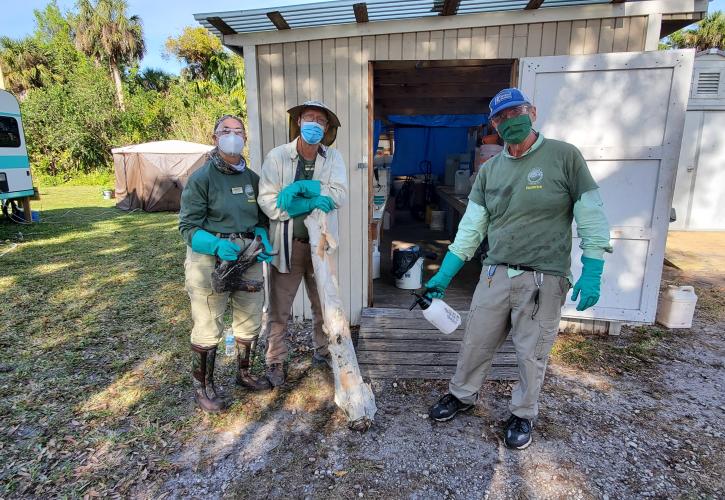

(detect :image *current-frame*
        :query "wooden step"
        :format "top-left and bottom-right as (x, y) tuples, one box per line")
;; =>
(356, 307), (518, 380)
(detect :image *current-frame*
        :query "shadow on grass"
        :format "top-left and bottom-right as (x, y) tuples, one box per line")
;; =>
(0, 205), (198, 495)
(0, 203), (363, 497)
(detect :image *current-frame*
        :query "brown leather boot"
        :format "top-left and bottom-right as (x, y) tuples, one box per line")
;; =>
(235, 339), (271, 391)
(191, 344), (225, 413)
(266, 362), (285, 387)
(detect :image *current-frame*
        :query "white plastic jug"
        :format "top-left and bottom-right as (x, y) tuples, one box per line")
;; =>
(454, 169), (471, 195)
(656, 285), (698, 328)
(410, 293), (461, 334)
(430, 210), (445, 231)
(372, 244), (381, 279)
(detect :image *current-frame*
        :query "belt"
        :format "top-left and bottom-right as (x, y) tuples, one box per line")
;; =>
(216, 231), (255, 240)
(500, 263), (537, 272)
(293, 237), (310, 244)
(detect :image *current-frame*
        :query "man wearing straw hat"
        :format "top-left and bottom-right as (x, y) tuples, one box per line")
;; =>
(258, 100), (348, 387)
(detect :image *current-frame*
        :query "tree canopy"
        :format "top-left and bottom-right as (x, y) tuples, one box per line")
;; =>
(0, 0), (246, 183)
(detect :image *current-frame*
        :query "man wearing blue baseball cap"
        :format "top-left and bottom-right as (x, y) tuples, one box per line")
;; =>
(425, 88), (612, 449)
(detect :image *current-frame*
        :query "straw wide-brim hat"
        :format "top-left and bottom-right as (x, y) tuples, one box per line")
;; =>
(287, 100), (341, 146)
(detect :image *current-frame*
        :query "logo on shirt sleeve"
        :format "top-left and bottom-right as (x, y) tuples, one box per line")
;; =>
(526, 168), (544, 190)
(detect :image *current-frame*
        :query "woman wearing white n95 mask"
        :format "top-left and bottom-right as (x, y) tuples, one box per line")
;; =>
(178, 115), (275, 413)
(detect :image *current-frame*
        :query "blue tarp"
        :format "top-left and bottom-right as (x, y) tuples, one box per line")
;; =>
(387, 114), (487, 128)
(390, 126), (469, 177)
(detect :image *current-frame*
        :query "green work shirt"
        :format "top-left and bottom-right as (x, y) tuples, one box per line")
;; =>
(469, 137), (598, 277)
(292, 157), (317, 239)
(178, 161), (268, 246)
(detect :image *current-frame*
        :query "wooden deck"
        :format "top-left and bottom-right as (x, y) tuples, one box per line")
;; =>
(357, 307), (518, 380)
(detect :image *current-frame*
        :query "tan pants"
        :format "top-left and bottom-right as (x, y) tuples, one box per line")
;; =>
(266, 239), (327, 365)
(450, 265), (568, 419)
(184, 237), (264, 348)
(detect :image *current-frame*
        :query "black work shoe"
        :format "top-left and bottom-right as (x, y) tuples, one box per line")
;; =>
(429, 393), (474, 422)
(504, 415), (533, 449)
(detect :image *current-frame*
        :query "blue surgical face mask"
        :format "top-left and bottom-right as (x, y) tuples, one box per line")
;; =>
(300, 121), (325, 145)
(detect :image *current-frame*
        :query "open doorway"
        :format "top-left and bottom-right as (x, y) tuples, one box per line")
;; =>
(369, 59), (514, 309)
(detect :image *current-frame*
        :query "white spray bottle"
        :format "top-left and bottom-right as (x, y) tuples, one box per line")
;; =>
(409, 292), (461, 335)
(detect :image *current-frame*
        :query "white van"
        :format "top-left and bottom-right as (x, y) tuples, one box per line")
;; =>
(0, 89), (34, 218)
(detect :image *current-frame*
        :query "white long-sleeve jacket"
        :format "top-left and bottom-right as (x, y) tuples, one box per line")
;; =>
(258, 137), (348, 273)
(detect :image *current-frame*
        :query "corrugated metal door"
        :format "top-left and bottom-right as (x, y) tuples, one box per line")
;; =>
(518, 50), (694, 323)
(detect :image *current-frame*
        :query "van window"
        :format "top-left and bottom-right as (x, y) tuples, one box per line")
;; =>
(0, 116), (21, 148)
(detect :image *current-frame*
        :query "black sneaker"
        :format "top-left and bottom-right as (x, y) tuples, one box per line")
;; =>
(504, 415), (533, 449)
(429, 393), (474, 422)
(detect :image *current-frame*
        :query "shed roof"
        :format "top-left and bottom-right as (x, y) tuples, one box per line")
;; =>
(194, 0), (612, 36)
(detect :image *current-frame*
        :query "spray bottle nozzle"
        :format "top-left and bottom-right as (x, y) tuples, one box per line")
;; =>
(409, 290), (432, 311)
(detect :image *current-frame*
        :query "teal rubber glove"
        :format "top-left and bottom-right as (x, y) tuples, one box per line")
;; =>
(311, 195), (336, 213)
(286, 195), (336, 218)
(276, 180), (321, 210)
(254, 227), (274, 263)
(424, 251), (465, 299)
(191, 229), (240, 261)
(571, 255), (604, 311)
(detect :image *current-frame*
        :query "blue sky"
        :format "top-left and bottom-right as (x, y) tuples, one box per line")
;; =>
(1, 0), (723, 75)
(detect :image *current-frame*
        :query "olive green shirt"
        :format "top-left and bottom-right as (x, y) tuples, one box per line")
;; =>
(292, 157), (317, 239)
(178, 161), (267, 246)
(468, 137), (598, 277)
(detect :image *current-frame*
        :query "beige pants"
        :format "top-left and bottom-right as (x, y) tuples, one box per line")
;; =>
(450, 265), (568, 419)
(266, 239), (327, 365)
(184, 237), (264, 348)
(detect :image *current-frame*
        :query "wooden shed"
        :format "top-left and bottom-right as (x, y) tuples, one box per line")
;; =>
(195, 0), (703, 378)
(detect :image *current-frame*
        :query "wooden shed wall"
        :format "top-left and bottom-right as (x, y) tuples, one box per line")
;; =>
(254, 16), (650, 324)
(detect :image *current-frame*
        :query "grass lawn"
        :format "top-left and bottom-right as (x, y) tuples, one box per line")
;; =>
(2, 187), (723, 498)
(0, 186), (255, 496)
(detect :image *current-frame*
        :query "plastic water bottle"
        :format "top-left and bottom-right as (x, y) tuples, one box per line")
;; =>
(409, 292), (461, 335)
(225, 331), (235, 356)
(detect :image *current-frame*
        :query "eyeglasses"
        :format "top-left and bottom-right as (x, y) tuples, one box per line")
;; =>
(216, 127), (245, 136)
(301, 114), (328, 127)
(490, 105), (530, 126)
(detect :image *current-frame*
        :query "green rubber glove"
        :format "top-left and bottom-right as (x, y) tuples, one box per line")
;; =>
(286, 195), (336, 218)
(254, 227), (274, 263)
(311, 195), (336, 213)
(571, 255), (604, 311)
(276, 180), (321, 210)
(424, 252), (465, 299)
(286, 197), (315, 218)
(191, 229), (240, 261)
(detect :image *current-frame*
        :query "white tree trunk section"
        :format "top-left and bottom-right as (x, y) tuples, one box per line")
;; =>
(305, 210), (377, 430)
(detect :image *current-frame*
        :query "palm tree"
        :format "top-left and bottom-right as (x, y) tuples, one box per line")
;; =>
(0, 36), (56, 96)
(668, 11), (725, 51)
(74, 0), (145, 110)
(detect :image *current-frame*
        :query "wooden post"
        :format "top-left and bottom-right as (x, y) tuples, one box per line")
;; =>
(305, 210), (377, 431)
(21, 197), (31, 223)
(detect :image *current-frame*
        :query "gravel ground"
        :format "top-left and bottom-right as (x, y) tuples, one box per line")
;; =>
(152, 270), (724, 499)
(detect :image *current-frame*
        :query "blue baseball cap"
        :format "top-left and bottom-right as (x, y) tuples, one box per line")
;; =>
(489, 88), (531, 118)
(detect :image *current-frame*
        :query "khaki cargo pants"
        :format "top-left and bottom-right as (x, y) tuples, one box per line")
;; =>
(450, 265), (568, 419)
(184, 236), (264, 348)
(266, 239), (327, 365)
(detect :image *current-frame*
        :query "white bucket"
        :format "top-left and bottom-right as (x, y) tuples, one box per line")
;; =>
(430, 210), (445, 231)
(395, 257), (424, 289)
(656, 285), (698, 328)
(372, 244), (381, 279)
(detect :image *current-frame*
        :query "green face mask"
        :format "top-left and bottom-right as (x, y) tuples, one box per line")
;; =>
(496, 114), (532, 144)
